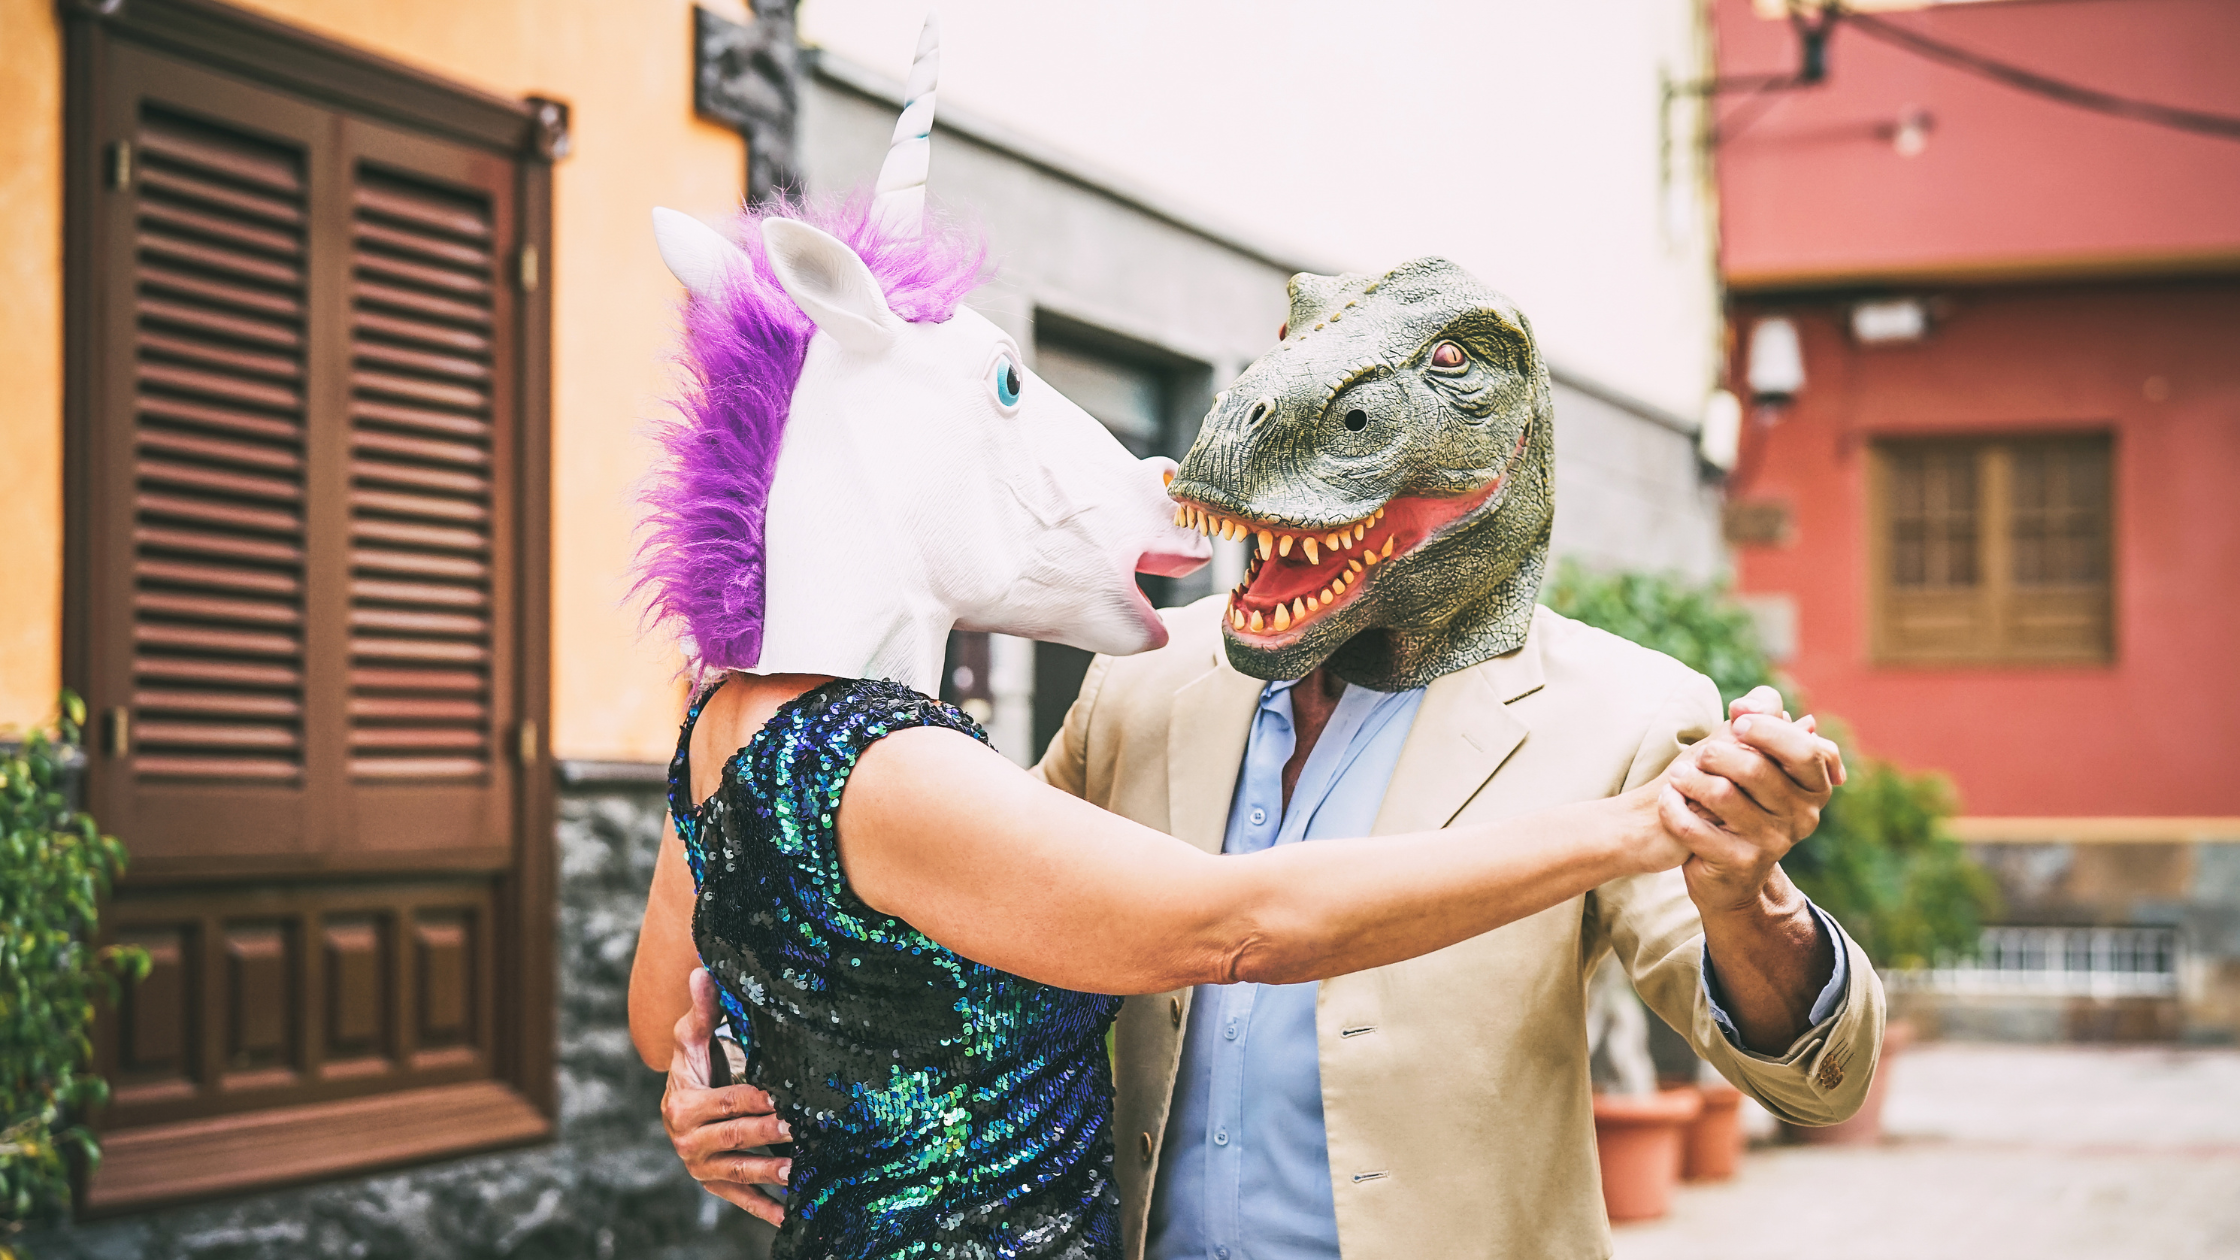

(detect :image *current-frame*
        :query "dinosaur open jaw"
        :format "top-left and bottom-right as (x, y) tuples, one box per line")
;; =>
(1171, 469), (1511, 641)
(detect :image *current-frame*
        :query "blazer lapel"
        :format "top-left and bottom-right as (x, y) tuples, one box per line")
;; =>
(1369, 615), (1549, 835)
(1166, 656), (1264, 855)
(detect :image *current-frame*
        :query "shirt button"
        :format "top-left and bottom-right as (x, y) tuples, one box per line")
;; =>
(1214, 1128), (1230, 1146)
(1223, 1021), (1238, 1041)
(1249, 807), (1267, 826)
(1217, 1249), (1230, 1259)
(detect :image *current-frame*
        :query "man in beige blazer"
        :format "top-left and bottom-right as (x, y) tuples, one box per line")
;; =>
(1033, 594), (1883, 1260)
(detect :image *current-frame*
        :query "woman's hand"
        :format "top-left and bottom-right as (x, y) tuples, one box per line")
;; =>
(661, 969), (790, 1226)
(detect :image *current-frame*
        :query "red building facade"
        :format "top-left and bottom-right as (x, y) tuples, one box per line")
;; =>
(1714, 0), (2240, 839)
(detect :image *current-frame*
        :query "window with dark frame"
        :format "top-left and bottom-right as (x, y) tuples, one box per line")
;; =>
(63, 0), (557, 1212)
(1871, 434), (2114, 665)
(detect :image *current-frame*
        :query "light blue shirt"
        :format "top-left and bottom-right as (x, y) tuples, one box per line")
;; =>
(1145, 679), (1850, 1260)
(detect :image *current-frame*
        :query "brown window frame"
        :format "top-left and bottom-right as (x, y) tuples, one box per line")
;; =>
(1867, 432), (2116, 666)
(61, 0), (559, 1213)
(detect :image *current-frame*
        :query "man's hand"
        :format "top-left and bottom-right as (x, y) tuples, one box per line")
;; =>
(663, 968), (790, 1225)
(1656, 685), (1845, 913)
(1652, 686), (1846, 1052)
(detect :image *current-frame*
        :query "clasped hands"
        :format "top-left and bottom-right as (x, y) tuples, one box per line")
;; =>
(1640, 684), (1846, 913)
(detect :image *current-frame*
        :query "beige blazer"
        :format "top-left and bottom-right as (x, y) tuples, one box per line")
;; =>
(1033, 596), (1884, 1260)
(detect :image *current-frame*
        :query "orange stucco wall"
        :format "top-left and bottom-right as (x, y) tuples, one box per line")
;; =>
(0, 0), (756, 759)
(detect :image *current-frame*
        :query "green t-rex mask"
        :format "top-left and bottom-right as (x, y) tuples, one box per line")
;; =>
(1169, 257), (1555, 692)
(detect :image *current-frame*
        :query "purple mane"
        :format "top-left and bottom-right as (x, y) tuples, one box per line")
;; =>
(634, 193), (988, 673)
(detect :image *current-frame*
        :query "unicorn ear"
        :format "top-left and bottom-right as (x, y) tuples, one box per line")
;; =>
(652, 207), (751, 304)
(761, 217), (904, 356)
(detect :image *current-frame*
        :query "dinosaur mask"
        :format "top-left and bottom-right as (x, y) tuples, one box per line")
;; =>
(1169, 258), (1555, 692)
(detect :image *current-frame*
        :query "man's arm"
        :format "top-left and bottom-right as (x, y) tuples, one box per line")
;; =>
(1664, 696), (1841, 1051)
(1027, 652), (1111, 796)
(1601, 680), (1887, 1126)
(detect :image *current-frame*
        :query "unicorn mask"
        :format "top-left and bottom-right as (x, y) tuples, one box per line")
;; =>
(639, 16), (1207, 695)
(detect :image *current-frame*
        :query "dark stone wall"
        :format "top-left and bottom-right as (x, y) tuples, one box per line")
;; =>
(22, 786), (775, 1260)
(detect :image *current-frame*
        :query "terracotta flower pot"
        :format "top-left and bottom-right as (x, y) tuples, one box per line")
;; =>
(1680, 1083), (1745, 1182)
(1780, 1018), (1915, 1146)
(1593, 1088), (1703, 1222)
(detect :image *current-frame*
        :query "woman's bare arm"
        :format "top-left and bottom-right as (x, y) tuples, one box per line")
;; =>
(630, 822), (701, 1070)
(840, 726), (1685, 996)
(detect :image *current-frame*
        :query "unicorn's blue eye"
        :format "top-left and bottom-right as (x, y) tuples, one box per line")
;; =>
(992, 356), (1023, 408)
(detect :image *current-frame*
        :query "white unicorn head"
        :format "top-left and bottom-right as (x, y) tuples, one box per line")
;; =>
(641, 15), (1207, 694)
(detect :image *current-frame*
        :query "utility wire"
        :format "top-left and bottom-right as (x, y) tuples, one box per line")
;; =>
(1838, 6), (2240, 144)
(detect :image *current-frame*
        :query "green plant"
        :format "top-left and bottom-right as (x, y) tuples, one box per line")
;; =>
(1546, 562), (1999, 969)
(1782, 732), (2001, 969)
(1542, 560), (1775, 707)
(2, 693), (143, 1256)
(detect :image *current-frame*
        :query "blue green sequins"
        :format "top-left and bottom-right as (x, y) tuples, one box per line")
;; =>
(668, 678), (1122, 1259)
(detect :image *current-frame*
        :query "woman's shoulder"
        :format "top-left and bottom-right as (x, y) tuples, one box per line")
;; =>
(773, 678), (989, 758)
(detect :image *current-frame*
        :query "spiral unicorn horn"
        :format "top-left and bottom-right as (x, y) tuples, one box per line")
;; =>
(871, 12), (940, 238)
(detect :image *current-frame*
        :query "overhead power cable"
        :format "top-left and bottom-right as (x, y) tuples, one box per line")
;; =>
(1838, 5), (2240, 144)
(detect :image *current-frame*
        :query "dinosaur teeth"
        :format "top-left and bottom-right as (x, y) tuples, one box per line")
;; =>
(1272, 604), (1291, 631)
(1325, 532), (1342, 551)
(1363, 548), (1379, 566)
(1348, 559), (1364, 575)
(1257, 530), (1274, 560)
(1231, 605), (1246, 630)
(1354, 523), (1367, 543)
(1248, 608), (1265, 633)
(1278, 534), (1293, 558)
(1291, 598), (1306, 621)
(1381, 536), (1394, 558)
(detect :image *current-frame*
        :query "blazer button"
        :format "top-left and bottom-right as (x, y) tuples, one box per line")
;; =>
(1816, 1055), (1846, 1090)
(1139, 1131), (1154, 1162)
(1170, 996), (1183, 1027)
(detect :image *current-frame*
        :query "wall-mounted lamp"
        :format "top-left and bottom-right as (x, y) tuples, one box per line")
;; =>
(1746, 315), (1805, 404)
(1850, 297), (1931, 344)
(1699, 389), (1743, 473)
(1879, 106), (1934, 158)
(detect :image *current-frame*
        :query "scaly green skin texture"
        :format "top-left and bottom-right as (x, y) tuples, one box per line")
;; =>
(1171, 257), (1555, 691)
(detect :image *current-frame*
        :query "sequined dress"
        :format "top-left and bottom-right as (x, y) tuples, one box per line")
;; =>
(668, 677), (1124, 1259)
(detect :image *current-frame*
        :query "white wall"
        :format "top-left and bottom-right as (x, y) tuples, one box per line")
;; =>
(798, 0), (1723, 421)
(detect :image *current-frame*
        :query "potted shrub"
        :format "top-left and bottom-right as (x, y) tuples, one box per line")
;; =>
(1554, 564), (1769, 1198)
(1586, 958), (1702, 1221)
(2, 694), (143, 1259)
(1548, 565), (1999, 1149)
(1777, 742), (1997, 1143)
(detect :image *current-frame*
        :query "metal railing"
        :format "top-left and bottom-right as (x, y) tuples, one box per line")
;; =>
(1891, 925), (2182, 999)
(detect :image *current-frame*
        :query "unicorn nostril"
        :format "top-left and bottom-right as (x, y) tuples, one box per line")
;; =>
(1246, 396), (1276, 426)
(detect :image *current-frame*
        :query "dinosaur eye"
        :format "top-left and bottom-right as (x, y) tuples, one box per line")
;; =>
(1430, 341), (1466, 371)
(991, 354), (1023, 409)
(1342, 409), (1369, 432)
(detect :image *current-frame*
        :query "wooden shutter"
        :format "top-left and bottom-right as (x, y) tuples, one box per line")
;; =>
(68, 15), (554, 1211)
(1870, 434), (2114, 665)
(129, 108), (313, 786)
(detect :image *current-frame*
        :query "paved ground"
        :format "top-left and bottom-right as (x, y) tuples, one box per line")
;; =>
(1614, 1043), (2240, 1260)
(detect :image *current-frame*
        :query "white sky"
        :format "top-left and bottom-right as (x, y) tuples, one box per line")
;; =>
(798, 0), (1723, 417)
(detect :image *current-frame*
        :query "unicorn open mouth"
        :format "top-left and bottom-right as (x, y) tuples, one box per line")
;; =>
(1171, 423), (1532, 642)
